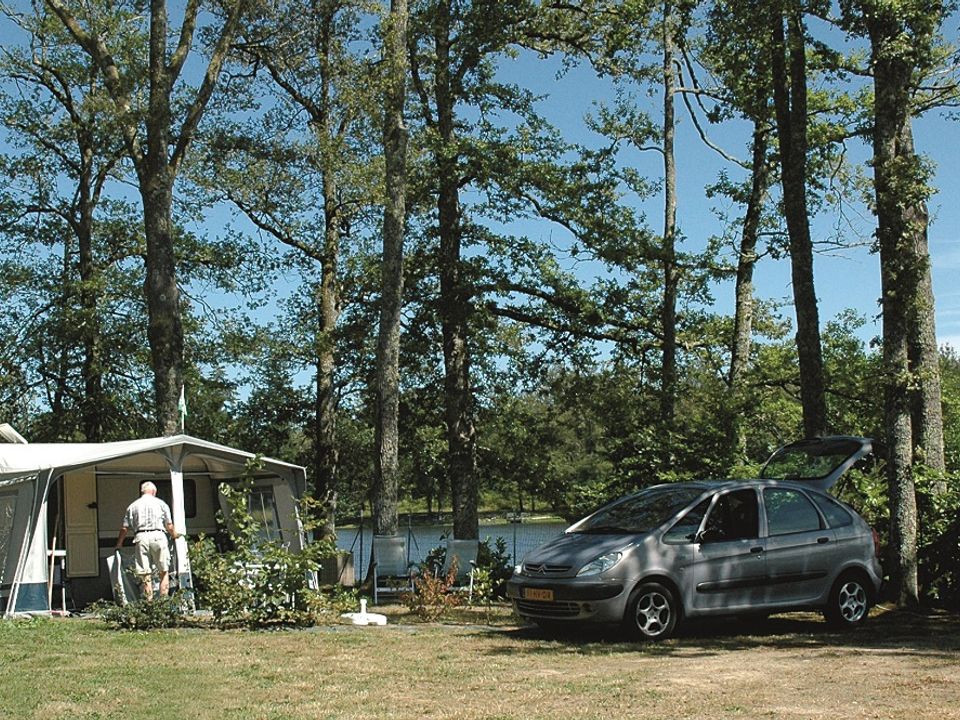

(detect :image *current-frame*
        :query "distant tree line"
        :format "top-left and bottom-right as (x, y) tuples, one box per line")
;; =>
(1, 0), (958, 605)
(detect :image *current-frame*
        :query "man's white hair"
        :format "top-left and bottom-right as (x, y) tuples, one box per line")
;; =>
(140, 481), (158, 494)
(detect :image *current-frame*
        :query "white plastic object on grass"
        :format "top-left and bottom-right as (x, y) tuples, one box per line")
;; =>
(341, 598), (387, 626)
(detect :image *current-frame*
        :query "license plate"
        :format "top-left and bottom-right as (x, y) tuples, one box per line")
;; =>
(524, 588), (554, 602)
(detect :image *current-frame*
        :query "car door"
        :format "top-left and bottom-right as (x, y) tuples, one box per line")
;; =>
(691, 488), (766, 612)
(761, 486), (840, 605)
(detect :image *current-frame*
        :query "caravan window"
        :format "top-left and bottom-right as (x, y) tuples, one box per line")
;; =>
(248, 487), (282, 543)
(154, 479), (197, 519)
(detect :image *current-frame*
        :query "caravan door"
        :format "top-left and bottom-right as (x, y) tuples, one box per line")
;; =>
(64, 470), (99, 577)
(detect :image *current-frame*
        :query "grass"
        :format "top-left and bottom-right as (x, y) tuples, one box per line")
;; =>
(1, 604), (958, 720)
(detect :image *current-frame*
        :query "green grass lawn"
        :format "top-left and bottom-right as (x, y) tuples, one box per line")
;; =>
(1, 605), (958, 720)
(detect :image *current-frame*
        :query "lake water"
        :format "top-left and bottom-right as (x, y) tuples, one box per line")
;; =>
(336, 520), (569, 567)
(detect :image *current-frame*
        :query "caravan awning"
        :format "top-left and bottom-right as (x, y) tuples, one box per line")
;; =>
(0, 434), (306, 486)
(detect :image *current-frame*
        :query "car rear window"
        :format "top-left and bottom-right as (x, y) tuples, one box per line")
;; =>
(764, 488), (823, 535)
(760, 438), (864, 480)
(810, 492), (854, 528)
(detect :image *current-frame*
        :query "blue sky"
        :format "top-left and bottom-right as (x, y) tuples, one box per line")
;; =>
(496, 42), (959, 352)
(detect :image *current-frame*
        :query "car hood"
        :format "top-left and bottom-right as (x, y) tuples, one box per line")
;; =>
(759, 435), (873, 490)
(521, 531), (639, 571)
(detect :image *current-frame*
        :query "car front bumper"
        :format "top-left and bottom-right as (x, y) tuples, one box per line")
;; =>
(506, 574), (629, 624)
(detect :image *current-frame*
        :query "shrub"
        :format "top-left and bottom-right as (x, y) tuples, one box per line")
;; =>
(187, 458), (341, 628)
(422, 535), (514, 602)
(91, 593), (187, 630)
(402, 563), (463, 621)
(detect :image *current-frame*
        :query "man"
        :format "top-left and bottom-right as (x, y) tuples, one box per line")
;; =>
(115, 481), (179, 599)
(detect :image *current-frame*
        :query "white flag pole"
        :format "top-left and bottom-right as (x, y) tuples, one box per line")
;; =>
(178, 385), (187, 433)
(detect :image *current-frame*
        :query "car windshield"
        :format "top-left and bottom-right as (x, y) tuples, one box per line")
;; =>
(572, 485), (706, 535)
(760, 438), (864, 480)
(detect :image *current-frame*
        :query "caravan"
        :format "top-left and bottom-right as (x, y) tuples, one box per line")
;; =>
(0, 430), (307, 617)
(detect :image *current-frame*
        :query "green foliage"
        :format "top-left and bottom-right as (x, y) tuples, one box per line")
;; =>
(90, 593), (188, 630)
(915, 469), (960, 607)
(476, 536), (515, 599)
(836, 463), (960, 606)
(187, 459), (342, 628)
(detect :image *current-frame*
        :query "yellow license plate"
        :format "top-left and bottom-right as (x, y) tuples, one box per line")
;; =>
(524, 588), (554, 602)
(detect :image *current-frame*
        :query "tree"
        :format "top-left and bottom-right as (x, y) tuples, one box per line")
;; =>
(373, 0), (409, 539)
(0, 6), (151, 441)
(196, 0), (379, 539)
(839, 0), (953, 606)
(45, 0), (249, 434)
(768, 0), (827, 439)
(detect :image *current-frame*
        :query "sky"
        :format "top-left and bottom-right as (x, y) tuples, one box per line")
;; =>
(495, 41), (959, 352)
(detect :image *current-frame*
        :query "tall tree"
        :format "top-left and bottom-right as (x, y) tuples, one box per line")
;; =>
(659, 0), (679, 429)
(0, 7), (149, 441)
(903, 125), (945, 474)
(769, 0), (828, 439)
(840, 0), (952, 605)
(373, 0), (409, 538)
(203, 0), (378, 539)
(46, 0), (248, 434)
(702, 0), (777, 461)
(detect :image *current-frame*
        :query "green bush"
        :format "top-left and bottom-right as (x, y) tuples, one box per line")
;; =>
(187, 459), (348, 628)
(836, 464), (960, 606)
(91, 593), (187, 630)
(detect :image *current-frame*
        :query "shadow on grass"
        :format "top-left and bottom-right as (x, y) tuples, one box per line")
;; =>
(484, 606), (960, 660)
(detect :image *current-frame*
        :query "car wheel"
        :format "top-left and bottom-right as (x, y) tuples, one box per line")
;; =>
(625, 582), (679, 641)
(824, 572), (871, 628)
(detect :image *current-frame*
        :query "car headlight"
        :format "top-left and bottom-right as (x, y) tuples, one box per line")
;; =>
(576, 551), (623, 577)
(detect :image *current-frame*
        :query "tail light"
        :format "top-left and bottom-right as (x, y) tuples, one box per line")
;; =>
(871, 528), (881, 558)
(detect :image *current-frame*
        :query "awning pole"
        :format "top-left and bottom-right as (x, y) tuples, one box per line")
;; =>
(167, 459), (195, 610)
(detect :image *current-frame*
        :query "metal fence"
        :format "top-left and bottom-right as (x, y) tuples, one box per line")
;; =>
(336, 518), (569, 568)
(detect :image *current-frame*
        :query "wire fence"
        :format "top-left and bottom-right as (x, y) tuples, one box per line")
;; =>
(336, 517), (569, 568)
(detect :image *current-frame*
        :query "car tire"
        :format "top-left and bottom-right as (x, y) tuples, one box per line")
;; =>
(624, 581), (679, 641)
(823, 571), (871, 628)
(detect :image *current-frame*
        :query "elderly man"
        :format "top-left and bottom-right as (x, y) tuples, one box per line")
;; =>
(114, 481), (179, 599)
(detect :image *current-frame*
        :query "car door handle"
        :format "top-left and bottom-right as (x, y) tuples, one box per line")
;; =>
(817, 537), (830, 544)
(750, 546), (763, 554)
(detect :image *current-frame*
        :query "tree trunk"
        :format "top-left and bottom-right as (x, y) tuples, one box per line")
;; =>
(899, 123), (945, 474)
(312, 17), (342, 542)
(372, 0), (408, 539)
(870, 13), (921, 606)
(660, 0), (678, 431)
(77, 146), (104, 443)
(434, 0), (478, 541)
(142, 176), (184, 436)
(728, 121), (771, 460)
(770, 3), (827, 439)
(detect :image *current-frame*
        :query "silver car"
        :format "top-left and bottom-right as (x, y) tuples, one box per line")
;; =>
(507, 437), (882, 640)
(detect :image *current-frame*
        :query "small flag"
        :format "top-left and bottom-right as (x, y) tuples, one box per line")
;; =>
(178, 385), (188, 431)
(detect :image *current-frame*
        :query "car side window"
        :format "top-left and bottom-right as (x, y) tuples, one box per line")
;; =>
(764, 488), (823, 536)
(701, 489), (759, 542)
(809, 492), (853, 528)
(663, 499), (712, 544)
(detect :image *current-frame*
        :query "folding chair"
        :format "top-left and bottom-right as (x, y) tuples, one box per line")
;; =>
(372, 535), (414, 604)
(440, 538), (479, 602)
